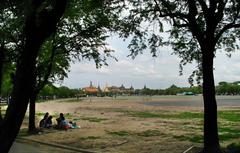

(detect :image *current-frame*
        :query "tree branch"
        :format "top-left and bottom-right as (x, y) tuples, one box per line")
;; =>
(215, 0), (226, 23)
(197, 0), (208, 17)
(215, 23), (240, 43)
(232, 4), (240, 24)
(153, 0), (188, 27)
(187, 0), (204, 44)
(209, 0), (217, 13)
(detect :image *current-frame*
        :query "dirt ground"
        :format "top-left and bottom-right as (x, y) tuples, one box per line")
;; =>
(19, 96), (238, 153)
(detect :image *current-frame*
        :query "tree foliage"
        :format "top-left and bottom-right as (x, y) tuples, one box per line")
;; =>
(109, 0), (240, 85)
(0, 0), (68, 151)
(1, 0), (121, 133)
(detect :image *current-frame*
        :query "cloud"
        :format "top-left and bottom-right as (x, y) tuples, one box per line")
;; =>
(62, 36), (240, 89)
(62, 52), (193, 89)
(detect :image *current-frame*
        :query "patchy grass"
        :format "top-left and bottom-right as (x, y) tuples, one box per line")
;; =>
(106, 130), (131, 137)
(20, 97), (240, 153)
(73, 118), (81, 121)
(137, 130), (163, 137)
(106, 129), (164, 138)
(35, 111), (46, 117)
(126, 111), (165, 118)
(219, 127), (240, 141)
(173, 135), (203, 143)
(58, 99), (84, 103)
(177, 112), (203, 119)
(123, 110), (203, 120)
(218, 110), (240, 122)
(79, 136), (101, 140)
(171, 126), (240, 144)
(171, 110), (240, 143)
(81, 117), (108, 122)
(64, 113), (74, 118)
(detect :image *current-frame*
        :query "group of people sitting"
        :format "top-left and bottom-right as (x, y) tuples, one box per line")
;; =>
(39, 112), (79, 130)
(39, 112), (52, 128)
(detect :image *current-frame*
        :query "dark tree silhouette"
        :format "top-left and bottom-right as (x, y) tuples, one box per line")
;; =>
(28, 36), (70, 132)
(0, 0), (67, 152)
(28, 0), (116, 132)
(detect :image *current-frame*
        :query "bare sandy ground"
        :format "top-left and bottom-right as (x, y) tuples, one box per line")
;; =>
(22, 96), (236, 153)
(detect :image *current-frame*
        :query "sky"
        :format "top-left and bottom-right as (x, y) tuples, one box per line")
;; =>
(61, 36), (240, 90)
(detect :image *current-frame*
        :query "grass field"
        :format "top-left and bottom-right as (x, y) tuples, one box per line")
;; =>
(10, 96), (240, 152)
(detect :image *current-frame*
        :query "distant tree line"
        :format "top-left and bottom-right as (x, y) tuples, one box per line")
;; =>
(216, 81), (240, 95)
(36, 84), (203, 99)
(135, 84), (202, 96)
(38, 85), (80, 99)
(4, 81), (240, 101)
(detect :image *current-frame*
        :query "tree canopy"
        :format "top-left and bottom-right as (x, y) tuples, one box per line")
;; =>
(109, 1), (240, 81)
(0, 0), (120, 151)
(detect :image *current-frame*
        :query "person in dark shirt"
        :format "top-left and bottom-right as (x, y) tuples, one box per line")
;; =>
(45, 115), (53, 128)
(56, 113), (65, 128)
(39, 112), (49, 128)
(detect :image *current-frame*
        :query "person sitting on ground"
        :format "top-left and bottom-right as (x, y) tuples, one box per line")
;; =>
(39, 112), (49, 128)
(55, 113), (80, 130)
(45, 115), (53, 128)
(61, 119), (70, 130)
(69, 121), (79, 129)
(56, 113), (65, 128)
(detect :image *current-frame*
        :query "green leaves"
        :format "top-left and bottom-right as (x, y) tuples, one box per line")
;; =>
(107, 0), (240, 86)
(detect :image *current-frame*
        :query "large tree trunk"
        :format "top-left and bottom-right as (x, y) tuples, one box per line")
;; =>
(28, 41), (57, 132)
(0, 1), (67, 152)
(28, 91), (37, 132)
(0, 6), (45, 153)
(0, 45), (5, 92)
(0, 33), (41, 153)
(202, 47), (221, 153)
(0, 45), (5, 122)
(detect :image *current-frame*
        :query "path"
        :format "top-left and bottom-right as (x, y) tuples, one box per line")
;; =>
(10, 142), (43, 153)
(9, 141), (77, 153)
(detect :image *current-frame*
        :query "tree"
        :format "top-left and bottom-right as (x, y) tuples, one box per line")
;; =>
(0, 1), (69, 132)
(109, 0), (240, 152)
(0, 0), (67, 152)
(0, 0), (23, 99)
(216, 81), (240, 95)
(28, 0), (116, 132)
(28, 36), (70, 132)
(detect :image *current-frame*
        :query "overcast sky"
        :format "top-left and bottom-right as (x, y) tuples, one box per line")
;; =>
(62, 36), (240, 89)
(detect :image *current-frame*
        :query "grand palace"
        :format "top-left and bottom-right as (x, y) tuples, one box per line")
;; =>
(82, 81), (134, 96)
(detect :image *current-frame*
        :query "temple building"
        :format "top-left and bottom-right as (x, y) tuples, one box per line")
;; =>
(82, 81), (135, 96)
(82, 81), (100, 96)
(103, 84), (134, 95)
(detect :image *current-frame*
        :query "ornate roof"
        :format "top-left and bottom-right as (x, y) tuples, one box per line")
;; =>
(83, 87), (98, 93)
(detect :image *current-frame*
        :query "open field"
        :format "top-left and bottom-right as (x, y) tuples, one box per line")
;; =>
(15, 96), (240, 153)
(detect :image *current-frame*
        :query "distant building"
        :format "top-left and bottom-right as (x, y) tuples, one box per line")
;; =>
(103, 84), (134, 95)
(82, 82), (135, 96)
(82, 81), (100, 96)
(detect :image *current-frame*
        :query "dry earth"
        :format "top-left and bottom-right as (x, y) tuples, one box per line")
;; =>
(18, 96), (239, 153)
